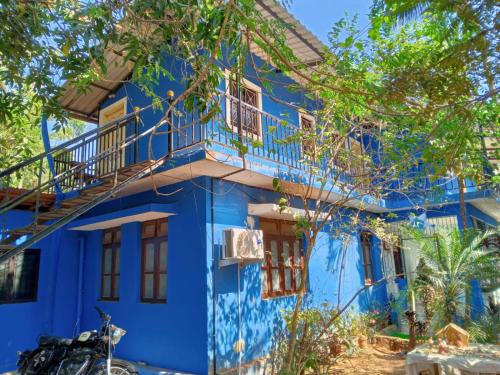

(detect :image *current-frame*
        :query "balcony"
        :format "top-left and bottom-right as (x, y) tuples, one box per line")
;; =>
(3, 92), (495, 215)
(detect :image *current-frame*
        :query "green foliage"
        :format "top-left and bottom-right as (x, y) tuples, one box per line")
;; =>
(0, 0), (298, 130)
(0, 87), (89, 187)
(0, 93), (44, 187)
(404, 227), (500, 325)
(368, 0), (499, 187)
(468, 307), (500, 344)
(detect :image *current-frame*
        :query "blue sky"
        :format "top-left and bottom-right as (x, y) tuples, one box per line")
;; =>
(289, 0), (372, 44)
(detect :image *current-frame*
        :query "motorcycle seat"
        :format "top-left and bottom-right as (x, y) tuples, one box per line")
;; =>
(38, 335), (73, 346)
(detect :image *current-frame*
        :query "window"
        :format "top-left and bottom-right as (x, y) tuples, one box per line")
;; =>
(226, 72), (262, 138)
(260, 219), (304, 298)
(98, 97), (127, 174)
(393, 243), (405, 278)
(299, 113), (315, 158)
(361, 233), (374, 285)
(346, 137), (365, 175)
(101, 227), (121, 300)
(141, 218), (168, 303)
(0, 249), (40, 303)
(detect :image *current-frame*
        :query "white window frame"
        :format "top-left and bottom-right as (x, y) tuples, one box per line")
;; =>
(99, 97), (127, 126)
(98, 97), (128, 172)
(225, 70), (263, 140)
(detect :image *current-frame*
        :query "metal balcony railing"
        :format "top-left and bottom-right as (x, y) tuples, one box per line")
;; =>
(1, 92), (494, 218)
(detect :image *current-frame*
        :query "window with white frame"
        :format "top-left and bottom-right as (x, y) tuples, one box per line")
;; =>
(98, 97), (127, 174)
(225, 72), (262, 138)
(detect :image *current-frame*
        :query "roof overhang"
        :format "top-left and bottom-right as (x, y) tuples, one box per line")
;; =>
(58, 0), (325, 122)
(253, 0), (324, 67)
(58, 48), (134, 123)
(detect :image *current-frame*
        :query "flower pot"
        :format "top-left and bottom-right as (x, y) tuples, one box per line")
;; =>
(329, 342), (343, 356)
(358, 335), (368, 349)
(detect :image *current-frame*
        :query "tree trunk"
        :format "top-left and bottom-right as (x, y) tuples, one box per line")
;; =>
(458, 176), (468, 230)
(284, 238), (314, 374)
(406, 310), (417, 350)
(464, 282), (471, 327)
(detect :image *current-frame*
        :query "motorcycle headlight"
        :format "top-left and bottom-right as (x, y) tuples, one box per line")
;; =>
(110, 325), (127, 345)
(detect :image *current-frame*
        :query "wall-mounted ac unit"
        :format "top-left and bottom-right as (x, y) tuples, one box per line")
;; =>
(220, 228), (264, 266)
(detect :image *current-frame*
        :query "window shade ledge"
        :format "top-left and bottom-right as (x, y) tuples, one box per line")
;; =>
(68, 203), (177, 231)
(248, 203), (330, 222)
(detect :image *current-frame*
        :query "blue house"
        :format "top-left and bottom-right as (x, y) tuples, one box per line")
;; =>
(0, 1), (498, 374)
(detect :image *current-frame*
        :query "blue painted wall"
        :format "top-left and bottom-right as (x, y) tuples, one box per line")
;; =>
(75, 179), (209, 374)
(206, 178), (387, 372)
(0, 210), (80, 373)
(1, 46), (496, 375)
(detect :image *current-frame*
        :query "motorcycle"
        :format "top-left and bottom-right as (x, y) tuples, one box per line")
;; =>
(18, 306), (136, 375)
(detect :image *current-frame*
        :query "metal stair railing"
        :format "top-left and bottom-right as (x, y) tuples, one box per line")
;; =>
(0, 97), (179, 263)
(0, 156), (169, 263)
(0, 105), (153, 214)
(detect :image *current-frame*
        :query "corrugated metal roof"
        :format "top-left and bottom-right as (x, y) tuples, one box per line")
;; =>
(58, 0), (325, 122)
(59, 49), (134, 122)
(254, 0), (324, 65)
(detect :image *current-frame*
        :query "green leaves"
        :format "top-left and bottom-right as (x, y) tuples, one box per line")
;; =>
(272, 177), (282, 193)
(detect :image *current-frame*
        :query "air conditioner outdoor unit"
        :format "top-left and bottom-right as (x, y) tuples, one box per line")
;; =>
(221, 228), (264, 266)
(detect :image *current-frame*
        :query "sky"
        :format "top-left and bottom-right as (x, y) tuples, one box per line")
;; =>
(289, 0), (373, 44)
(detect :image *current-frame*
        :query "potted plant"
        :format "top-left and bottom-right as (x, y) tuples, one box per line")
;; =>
(350, 313), (369, 349)
(329, 334), (344, 356)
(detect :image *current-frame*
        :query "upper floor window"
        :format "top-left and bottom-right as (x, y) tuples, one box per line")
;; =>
(299, 113), (316, 158)
(141, 218), (168, 303)
(226, 72), (262, 139)
(0, 249), (40, 304)
(260, 219), (304, 298)
(361, 232), (374, 285)
(101, 227), (121, 301)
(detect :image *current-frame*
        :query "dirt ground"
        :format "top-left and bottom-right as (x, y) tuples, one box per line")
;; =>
(329, 346), (406, 374)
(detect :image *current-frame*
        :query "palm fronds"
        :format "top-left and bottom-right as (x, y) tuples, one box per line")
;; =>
(403, 225), (500, 325)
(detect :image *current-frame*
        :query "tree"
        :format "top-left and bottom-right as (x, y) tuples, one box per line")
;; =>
(0, 86), (87, 188)
(370, 0), (499, 227)
(406, 227), (499, 325)
(1, 2), (497, 373)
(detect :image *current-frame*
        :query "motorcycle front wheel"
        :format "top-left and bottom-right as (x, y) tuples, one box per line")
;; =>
(89, 359), (138, 375)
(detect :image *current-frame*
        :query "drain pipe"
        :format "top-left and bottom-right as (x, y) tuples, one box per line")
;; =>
(75, 236), (85, 333)
(210, 177), (217, 375)
(237, 263), (242, 375)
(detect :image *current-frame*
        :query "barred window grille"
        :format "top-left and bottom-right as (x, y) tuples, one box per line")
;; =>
(229, 81), (260, 136)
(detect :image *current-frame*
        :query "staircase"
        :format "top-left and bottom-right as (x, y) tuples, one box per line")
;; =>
(0, 103), (174, 263)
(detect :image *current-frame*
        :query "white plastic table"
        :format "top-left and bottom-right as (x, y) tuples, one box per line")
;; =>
(406, 344), (500, 375)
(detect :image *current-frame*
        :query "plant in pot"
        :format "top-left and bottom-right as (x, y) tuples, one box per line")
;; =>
(348, 313), (369, 349)
(357, 319), (369, 349)
(327, 316), (349, 357)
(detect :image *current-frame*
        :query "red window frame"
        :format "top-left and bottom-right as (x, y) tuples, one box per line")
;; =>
(101, 227), (121, 301)
(260, 219), (304, 299)
(141, 218), (168, 303)
(361, 232), (374, 285)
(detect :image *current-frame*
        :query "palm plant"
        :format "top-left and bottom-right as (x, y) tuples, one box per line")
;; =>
(406, 227), (499, 325)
